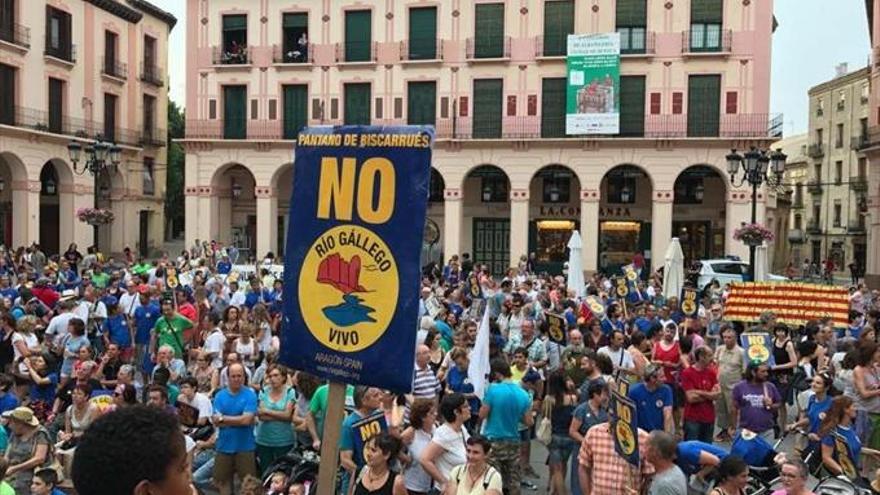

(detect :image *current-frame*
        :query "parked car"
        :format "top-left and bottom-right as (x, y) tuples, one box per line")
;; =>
(696, 258), (788, 291)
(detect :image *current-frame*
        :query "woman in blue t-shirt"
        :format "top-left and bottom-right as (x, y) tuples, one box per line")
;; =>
(787, 372), (833, 463)
(819, 395), (880, 482)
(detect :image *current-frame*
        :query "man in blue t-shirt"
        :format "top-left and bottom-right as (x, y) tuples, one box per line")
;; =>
(102, 297), (133, 354)
(212, 363), (258, 495)
(133, 288), (160, 373)
(479, 358), (534, 495)
(676, 440), (728, 478)
(628, 363), (673, 433)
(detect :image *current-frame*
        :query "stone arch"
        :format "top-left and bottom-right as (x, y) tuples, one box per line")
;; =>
(597, 164), (654, 274)
(672, 164), (729, 262)
(0, 152), (27, 248)
(528, 164), (583, 274)
(211, 162), (257, 254)
(462, 164), (512, 274)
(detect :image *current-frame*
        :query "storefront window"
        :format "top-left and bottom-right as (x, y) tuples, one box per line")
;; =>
(535, 220), (575, 263)
(599, 221), (640, 272)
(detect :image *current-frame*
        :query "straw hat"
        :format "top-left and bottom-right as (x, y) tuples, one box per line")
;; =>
(2, 407), (39, 427)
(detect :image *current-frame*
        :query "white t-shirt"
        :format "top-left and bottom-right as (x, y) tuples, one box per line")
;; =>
(45, 312), (75, 347)
(118, 292), (141, 317)
(430, 423), (470, 489)
(72, 303), (90, 325)
(178, 392), (213, 419)
(12, 332), (38, 373)
(203, 329), (226, 369)
(597, 345), (635, 371)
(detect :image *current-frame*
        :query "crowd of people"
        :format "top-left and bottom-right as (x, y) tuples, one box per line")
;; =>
(0, 241), (877, 495)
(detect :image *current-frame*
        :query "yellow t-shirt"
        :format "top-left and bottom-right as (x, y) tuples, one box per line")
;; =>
(510, 365), (527, 384)
(450, 464), (503, 495)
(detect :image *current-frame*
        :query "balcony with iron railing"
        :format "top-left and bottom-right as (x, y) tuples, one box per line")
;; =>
(184, 111), (782, 141)
(807, 143), (824, 158)
(0, 106), (142, 146)
(140, 63), (164, 87)
(44, 40), (75, 64)
(807, 181), (823, 194)
(101, 57), (127, 80)
(211, 45), (251, 65)
(787, 229), (805, 244)
(852, 135), (868, 150)
(140, 127), (166, 147)
(466, 36), (512, 60)
(850, 175), (868, 192)
(336, 41), (378, 63)
(621, 31), (656, 56)
(848, 219), (867, 234)
(682, 29), (732, 54)
(806, 221), (822, 235)
(272, 43), (314, 64)
(0, 22), (30, 49)
(399, 39), (443, 61)
(534, 36), (568, 58)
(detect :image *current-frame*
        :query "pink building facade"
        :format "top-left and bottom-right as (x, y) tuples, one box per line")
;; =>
(182, 0), (780, 274)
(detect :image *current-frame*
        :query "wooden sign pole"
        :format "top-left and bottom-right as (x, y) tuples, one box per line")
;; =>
(316, 382), (347, 495)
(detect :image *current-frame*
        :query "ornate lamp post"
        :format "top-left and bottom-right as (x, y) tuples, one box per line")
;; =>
(726, 147), (787, 280)
(67, 138), (122, 249)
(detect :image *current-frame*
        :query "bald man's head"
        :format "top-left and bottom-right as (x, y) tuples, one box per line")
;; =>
(416, 345), (431, 367)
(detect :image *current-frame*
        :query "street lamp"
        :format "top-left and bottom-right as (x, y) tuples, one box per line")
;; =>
(726, 147), (788, 281)
(231, 180), (243, 199)
(67, 138), (122, 176)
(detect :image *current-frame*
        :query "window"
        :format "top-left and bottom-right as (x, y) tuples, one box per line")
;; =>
(474, 3), (505, 58)
(541, 78), (566, 138)
(142, 35), (160, 85)
(814, 163), (822, 180)
(250, 99), (258, 120)
(344, 83), (370, 125)
(835, 160), (843, 184)
(344, 10), (372, 62)
(48, 78), (63, 133)
(268, 99), (277, 120)
(835, 123), (844, 148)
(0, 63), (14, 125)
(543, 0), (574, 56)
(672, 92), (683, 114)
(710, 263), (748, 276)
(794, 214), (802, 230)
(833, 201), (842, 227)
(374, 97), (383, 119)
(862, 83), (870, 103)
(281, 13), (308, 63)
(725, 91), (737, 114)
(616, 0), (647, 54)
(473, 79), (503, 138)
(142, 157), (155, 196)
(816, 128), (823, 144)
(861, 117), (869, 138)
(221, 15), (248, 64)
(650, 93), (661, 114)
(408, 7), (437, 60)
(0, 0), (16, 46)
(407, 81), (436, 126)
(222, 85), (247, 139)
(837, 90), (846, 110)
(689, 0), (722, 52)
(103, 31), (118, 77)
(209, 99), (217, 119)
(540, 166), (572, 203)
(817, 98), (824, 116)
(687, 75), (721, 137)
(282, 85), (307, 139)
(45, 6), (72, 61)
(143, 94), (156, 141)
(859, 157), (867, 178)
(812, 204), (821, 225)
(620, 76), (645, 137)
(103, 93), (117, 142)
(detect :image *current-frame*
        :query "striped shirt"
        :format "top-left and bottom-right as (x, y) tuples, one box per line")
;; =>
(413, 365), (441, 400)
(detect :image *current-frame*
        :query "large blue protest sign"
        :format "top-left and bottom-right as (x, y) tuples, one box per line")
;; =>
(280, 126), (433, 392)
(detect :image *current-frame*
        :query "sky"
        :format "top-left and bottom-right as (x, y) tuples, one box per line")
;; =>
(154, 0), (871, 136)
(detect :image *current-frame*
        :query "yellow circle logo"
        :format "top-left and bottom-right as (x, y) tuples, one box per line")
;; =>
(615, 421), (636, 455)
(747, 345), (770, 363)
(682, 299), (697, 315)
(298, 225), (399, 352)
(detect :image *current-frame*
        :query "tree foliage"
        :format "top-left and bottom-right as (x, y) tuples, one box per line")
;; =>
(165, 100), (185, 238)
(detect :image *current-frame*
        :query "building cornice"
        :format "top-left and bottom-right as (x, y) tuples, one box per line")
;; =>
(808, 67), (870, 95)
(84, 0), (143, 24)
(128, 0), (178, 29)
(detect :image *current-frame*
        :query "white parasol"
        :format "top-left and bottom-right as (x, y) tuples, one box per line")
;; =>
(567, 230), (586, 298)
(662, 237), (685, 300)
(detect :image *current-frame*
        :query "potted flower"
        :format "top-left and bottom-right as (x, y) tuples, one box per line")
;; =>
(76, 207), (115, 226)
(734, 223), (774, 247)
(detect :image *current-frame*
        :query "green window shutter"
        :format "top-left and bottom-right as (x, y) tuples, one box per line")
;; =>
(474, 3), (504, 58)
(542, 1), (573, 56)
(409, 7), (437, 60)
(345, 10), (372, 61)
(283, 13), (308, 29)
(619, 76), (645, 137)
(407, 82), (436, 126)
(223, 15), (247, 31)
(473, 79), (503, 138)
(0, 64), (13, 125)
(344, 83), (371, 125)
(541, 78), (566, 138)
(691, 0), (722, 23)
(283, 85), (308, 139)
(687, 75), (720, 137)
(223, 85), (247, 139)
(616, 0), (647, 27)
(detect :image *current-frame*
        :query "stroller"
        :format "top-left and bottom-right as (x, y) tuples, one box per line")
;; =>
(261, 447), (320, 494)
(813, 475), (877, 495)
(728, 429), (791, 495)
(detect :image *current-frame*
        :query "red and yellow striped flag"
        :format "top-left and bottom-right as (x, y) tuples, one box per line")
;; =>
(723, 282), (850, 327)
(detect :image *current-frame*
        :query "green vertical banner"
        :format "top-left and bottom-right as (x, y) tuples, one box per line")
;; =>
(566, 33), (620, 135)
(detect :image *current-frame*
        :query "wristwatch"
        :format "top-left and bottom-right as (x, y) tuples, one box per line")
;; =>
(217, 415), (224, 424)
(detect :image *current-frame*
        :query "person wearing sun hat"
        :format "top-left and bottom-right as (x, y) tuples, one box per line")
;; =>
(3, 406), (52, 493)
